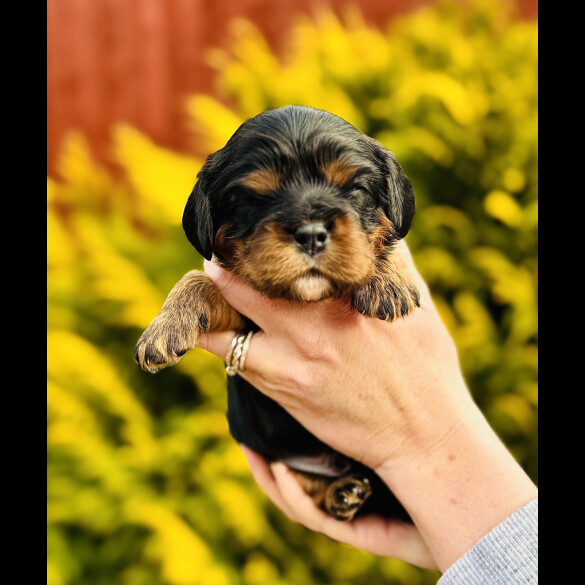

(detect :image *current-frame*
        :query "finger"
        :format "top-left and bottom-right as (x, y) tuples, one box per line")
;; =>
(196, 330), (236, 359)
(350, 514), (438, 569)
(240, 446), (296, 519)
(197, 329), (277, 383)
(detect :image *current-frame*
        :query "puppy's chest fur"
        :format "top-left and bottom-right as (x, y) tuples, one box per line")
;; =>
(135, 106), (419, 521)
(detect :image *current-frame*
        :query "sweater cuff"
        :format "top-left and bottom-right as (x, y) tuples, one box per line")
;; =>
(438, 498), (538, 585)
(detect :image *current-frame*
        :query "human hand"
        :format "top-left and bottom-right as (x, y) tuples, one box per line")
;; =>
(198, 240), (537, 571)
(198, 239), (469, 472)
(240, 444), (439, 570)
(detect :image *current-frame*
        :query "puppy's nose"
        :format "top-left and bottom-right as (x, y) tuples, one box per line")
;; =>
(293, 222), (329, 256)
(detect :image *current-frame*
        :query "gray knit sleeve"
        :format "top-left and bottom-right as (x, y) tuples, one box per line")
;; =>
(438, 498), (538, 585)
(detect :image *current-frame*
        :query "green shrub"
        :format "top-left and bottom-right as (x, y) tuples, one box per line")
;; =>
(47, 2), (537, 583)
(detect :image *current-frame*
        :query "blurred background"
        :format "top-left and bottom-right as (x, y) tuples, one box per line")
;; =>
(47, 0), (538, 584)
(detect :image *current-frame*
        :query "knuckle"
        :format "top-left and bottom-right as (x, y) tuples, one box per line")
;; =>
(296, 332), (336, 363)
(278, 362), (310, 390)
(270, 362), (317, 402)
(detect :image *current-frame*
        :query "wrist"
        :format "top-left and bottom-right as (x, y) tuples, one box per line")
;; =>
(375, 401), (537, 572)
(372, 375), (476, 471)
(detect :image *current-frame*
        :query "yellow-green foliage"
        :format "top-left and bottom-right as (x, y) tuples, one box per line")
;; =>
(47, 1), (537, 584)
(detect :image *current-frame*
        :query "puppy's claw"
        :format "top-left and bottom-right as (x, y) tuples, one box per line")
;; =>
(135, 341), (189, 373)
(352, 278), (419, 321)
(135, 313), (203, 373)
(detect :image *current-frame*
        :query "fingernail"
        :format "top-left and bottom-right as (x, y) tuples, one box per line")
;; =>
(203, 259), (220, 278)
(270, 461), (288, 476)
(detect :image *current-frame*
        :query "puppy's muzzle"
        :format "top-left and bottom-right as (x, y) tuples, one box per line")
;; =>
(292, 222), (330, 256)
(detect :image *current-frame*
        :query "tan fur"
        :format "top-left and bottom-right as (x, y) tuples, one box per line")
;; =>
(322, 160), (359, 187)
(234, 213), (376, 300)
(291, 471), (330, 508)
(369, 212), (397, 255)
(233, 223), (312, 297)
(319, 214), (376, 287)
(241, 168), (280, 194)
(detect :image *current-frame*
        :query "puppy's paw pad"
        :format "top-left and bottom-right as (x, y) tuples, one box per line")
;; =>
(325, 475), (373, 521)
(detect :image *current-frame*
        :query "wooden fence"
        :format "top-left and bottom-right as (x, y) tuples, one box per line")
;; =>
(46, 0), (537, 175)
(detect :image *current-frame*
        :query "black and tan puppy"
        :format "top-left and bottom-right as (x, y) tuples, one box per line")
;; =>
(135, 105), (419, 521)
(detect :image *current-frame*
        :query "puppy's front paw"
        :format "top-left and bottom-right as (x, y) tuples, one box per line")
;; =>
(135, 270), (245, 374)
(352, 272), (419, 321)
(134, 310), (208, 373)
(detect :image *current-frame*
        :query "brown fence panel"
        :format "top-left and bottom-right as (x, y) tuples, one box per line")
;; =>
(46, 0), (537, 175)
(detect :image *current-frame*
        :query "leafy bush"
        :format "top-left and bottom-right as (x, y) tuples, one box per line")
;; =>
(47, 1), (537, 583)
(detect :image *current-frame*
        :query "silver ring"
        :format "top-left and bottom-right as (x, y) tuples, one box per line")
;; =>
(225, 331), (253, 376)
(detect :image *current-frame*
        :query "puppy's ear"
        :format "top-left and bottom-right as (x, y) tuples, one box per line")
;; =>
(182, 178), (214, 261)
(377, 148), (415, 240)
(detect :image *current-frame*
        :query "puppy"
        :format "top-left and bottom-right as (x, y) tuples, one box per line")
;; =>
(135, 106), (419, 521)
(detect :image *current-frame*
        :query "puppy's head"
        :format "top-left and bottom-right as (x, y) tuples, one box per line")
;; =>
(183, 106), (415, 301)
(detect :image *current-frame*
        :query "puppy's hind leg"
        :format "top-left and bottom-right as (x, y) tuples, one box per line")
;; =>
(291, 471), (373, 522)
(323, 474), (373, 521)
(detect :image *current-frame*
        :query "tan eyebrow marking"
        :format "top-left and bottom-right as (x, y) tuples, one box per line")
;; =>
(322, 160), (359, 188)
(241, 168), (280, 194)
